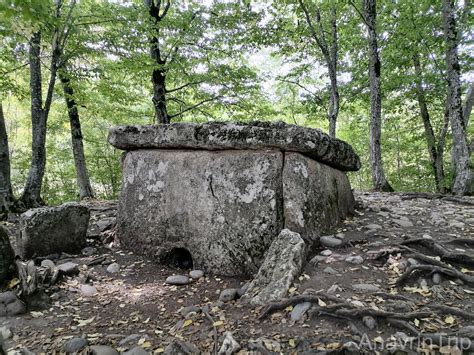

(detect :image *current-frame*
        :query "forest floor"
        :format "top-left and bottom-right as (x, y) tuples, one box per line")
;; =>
(1, 191), (474, 354)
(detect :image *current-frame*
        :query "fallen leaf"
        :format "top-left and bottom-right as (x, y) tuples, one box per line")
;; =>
(288, 339), (296, 348)
(444, 316), (455, 325)
(183, 319), (193, 328)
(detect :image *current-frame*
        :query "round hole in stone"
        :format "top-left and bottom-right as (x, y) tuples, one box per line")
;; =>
(163, 248), (193, 269)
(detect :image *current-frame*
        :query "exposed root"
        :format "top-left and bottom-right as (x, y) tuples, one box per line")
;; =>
(401, 239), (474, 267)
(396, 264), (474, 286)
(426, 304), (474, 320)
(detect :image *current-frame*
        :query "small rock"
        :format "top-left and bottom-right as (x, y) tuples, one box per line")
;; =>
(320, 235), (343, 248)
(367, 241), (384, 247)
(119, 334), (142, 347)
(180, 305), (201, 317)
(80, 284), (97, 297)
(123, 347), (149, 355)
(327, 284), (342, 294)
(57, 262), (79, 276)
(290, 302), (312, 321)
(407, 258), (419, 266)
(310, 255), (327, 265)
(0, 291), (27, 316)
(418, 278), (428, 288)
(107, 262), (120, 273)
(218, 331), (240, 354)
(40, 259), (55, 269)
(398, 260), (408, 271)
(323, 267), (338, 275)
(352, 283), (380, 292)
(362, 316), (377, 330)
(320, 249), (333, 256)
(63, 337), (88, 353)
(392, 219), (414, 228)
(236, 282), (250, 298)
(345, 255), (364, 264)
(219, 288), (238, 303)
(0, 326), (12, 340)
(432, 273), (442, 285)
(366, 224), (382, 231)
(189, 270), (204, 279)
(89, 345), (120, 355)
(163, 340), (198, 354)
(166, 275), (190, 285)
(82, 247), (97, 256)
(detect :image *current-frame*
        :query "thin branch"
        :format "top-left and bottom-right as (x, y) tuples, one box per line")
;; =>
(348, 0), (369, 27)
(166, 80), (206, 93)
(168, 96), (221, 119)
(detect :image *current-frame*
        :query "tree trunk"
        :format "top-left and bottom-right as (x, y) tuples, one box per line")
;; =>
(412, 53), (445, 193)
(21, 31), (47, 208)
(0, 104), (14, 219)
(327, 56), (339, 138)
(59, 72), (94, 200)
(364, 0), (393, 192)
(442, 0), (471, 195)
(152, 63), (169, 124)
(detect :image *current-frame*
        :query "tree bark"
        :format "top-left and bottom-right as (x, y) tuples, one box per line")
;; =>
(363, 0), (393, 192)
(412, 53), (445, 193)
(442, 0), (472, 195)
(59, 72), (94, 200)
(20, 31), (48, 208)
(0, 104), (14, 219)
(146, 0), (170, 124)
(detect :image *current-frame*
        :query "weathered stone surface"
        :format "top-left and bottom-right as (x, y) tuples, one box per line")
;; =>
(17, 203), (90, 258)
(0, 291), (26, 316)
(108, 121), (360, 171)
(283, 153), (355, 243)
(118, 150), (284, 276)
(242, 229), (306, 305)
(0, 226), (14, 283)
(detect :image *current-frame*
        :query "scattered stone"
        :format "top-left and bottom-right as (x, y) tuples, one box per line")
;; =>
(321, 249), (333, 256)
(327, 284), (343, 294)
(432, 273), (442, 285)
(17, 203), (90, 258)
(118, 334), (142, 347)
(363, 316), (377, 330)
(352, 283), (381, 292)
(163, 340), (199, 354)
(218, 331), (240, 354)
(82, 246), (97, 256)
(242, 229), (306, 305)
(219, 288), (239, 303)
(310, 255), (326, 265)
(236, 282), (250, 298)
(57, 262), (79, 276)
(165, 275), (190, 286)
(89, 345), (119, 355)
(407, 258), (419, 266)
(107, 262), (120, 273)
(392, 218), (414, 228)
(189, 270), (204, 279)
(180, 306), (201, 317)
(0, 326), (12, 340)
(123, 347), (149, 355)
(366, 224), (382, 231)
(290, 302), (312, 322)
(323, 267), (338, 275)
(40, 259), (55, 269)
(0, 291), (27, 316)
(80, 284), (97, 297)
(345, 255), (364, 264)
(419, 278), (428, 288)
(320, 235), (343, 248)
(63, 337), (88, 353)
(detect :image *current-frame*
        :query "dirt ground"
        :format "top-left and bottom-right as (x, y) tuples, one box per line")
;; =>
(1, 191), (474, 354)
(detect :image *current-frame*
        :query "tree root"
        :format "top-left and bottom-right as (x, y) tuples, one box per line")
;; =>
(401, 239), (474, 267)
(396, 264), (474, 286)
(400, 192), (474, 206)
(426, 304), (474, 320)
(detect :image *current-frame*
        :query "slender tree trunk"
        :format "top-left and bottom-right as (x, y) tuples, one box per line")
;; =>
(0, 104), (14, 219)
(412, 53), (445, 193)
(442, 0), (471, 195)
(59, 72), (94, 200)
(21, 31), (47, 207)
(327, 60), (339, 138)
(363, 0), (393, 192)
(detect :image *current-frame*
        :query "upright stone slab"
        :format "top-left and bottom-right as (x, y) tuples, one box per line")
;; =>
(109, 121), (360, 276)
(119, 150), (284, 276)
(17, 203), (90, 258)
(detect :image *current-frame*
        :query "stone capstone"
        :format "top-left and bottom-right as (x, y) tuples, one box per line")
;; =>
(108, 121), (360, 171)
(110, 122), (357, 276)
(0, 226), (14, 283)
(242, 229), (306, 305)
(17, 203), (90, 258)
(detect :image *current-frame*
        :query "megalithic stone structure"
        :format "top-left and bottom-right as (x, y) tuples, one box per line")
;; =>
(109, 121), (360, 276)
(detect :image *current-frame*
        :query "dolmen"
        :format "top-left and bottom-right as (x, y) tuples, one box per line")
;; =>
(108, 121), (360, 276)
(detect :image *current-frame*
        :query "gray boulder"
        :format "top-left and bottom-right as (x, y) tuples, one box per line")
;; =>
(163, 340), (198, 354)
(0, 291), (26, 316)
(0, 226), (14, 283)
(17, 203), (90, 258)
(242, 229), (306, 305)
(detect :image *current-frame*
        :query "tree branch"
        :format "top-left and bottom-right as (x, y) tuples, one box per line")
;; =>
(166, 80), (206, 93)
(168, 96), (221, 119)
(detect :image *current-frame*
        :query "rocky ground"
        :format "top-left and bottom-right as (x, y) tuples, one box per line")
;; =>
(1, 192), (474, 354)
